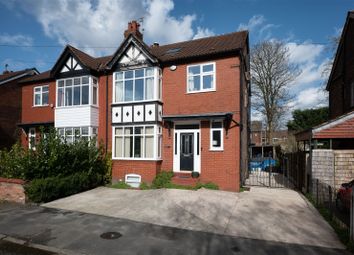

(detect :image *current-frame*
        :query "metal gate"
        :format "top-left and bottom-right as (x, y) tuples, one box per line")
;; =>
(245, 157), (292, 188)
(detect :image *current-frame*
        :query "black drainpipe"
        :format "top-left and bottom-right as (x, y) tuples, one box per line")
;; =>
(105, 71), (109, 153)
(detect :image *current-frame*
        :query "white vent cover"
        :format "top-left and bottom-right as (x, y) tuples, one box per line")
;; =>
(125, 174), (141, 188)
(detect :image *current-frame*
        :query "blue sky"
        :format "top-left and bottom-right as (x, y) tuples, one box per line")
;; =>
(0, 0), (352, 114)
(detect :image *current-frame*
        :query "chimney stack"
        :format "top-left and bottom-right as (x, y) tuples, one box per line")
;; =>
(3, 64), (10, 74)
(151, 42), (159, 48)
(124, 20), (143, 40)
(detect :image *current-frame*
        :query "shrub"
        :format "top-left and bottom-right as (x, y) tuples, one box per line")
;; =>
(152, 171), (174, 189)
(139, 182), (151, 190)
(25, 172), (104, 203)
(110, 181), (131, 189)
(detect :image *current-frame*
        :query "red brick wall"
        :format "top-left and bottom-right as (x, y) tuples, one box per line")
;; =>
(112, 160), (161, 184)
(21, 81), (55, 124)
(0, 177), (26, 204)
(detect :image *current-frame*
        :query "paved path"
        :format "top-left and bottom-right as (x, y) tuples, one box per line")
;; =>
(43, 187), (344, 249)
(0, 187), (348, 254)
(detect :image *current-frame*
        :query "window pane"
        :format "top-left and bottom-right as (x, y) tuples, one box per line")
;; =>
(65, 87), (72, 106)
(82, 85), (89, 104)
(125, 80), (133, 101)
(115, 137), (123, 157)
(73, 86), (80, 105)
(188, 66), (200, 75)
(134, 135), (142, 158)
(93, 86), (97, 105)
(115, 127), (123, 135)
(212, 130), (221, 147)
(135, 79), (144, 100)
(125, 127), (133, 135)
(82, 127), (89, 135)
(135, 69), (144, 78)
(42, 86), (49, 92)
(145, 136), (154, 158)
(115, 81), (123, 102)
(188, 76), (200, 91)
(203, 64), (214, 72)
(116, 72), (123, 80)
(158, 135), (162, 158)
(74, 78), (80, 85)
(203, 75), (213, 89)
(58, 80), (64, 87)
(65, 128), (73, 136)
(135, 127), (143, 135)
(74, 127), (80, 136)
(66, 136), (73, 144)
(58, 88), (64, 106)
(93, 78), (97, 85)
(125, 71), (133, 79)
(146, 67), (154, 76)
(145, 77), (154, 100)
(65, 79), (72, 86)
(82, 76), (89, 84)
(35, 94), (41, 105)
(212, 121), (222, 128)
(124, 136), (133, 157)
(42, 92), (49, 105)
(145, 126), (154, 135)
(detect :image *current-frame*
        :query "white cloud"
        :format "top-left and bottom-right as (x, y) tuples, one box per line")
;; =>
(0, 33), (33, 46)
(238, 15), (278, 40)
(2, 0), (212, 56)
(289, 87), (328, 110)
(193, 27), (215, 39)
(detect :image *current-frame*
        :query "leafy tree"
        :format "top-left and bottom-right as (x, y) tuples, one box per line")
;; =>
(251, 40), (300, 143)
(287, 107), (329, 132)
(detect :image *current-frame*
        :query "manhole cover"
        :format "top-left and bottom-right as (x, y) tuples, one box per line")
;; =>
(231, 246), (240, 253)
(100, 232), (122, 240)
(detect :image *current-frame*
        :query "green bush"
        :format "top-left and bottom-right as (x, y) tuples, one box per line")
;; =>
(139, 182), (151, 190)
(25, 172), (104, 203)
(110, 181), (132, 189)
(151, 171), (174, 188)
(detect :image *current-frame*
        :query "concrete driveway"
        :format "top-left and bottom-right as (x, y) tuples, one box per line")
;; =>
(43, 186), (344, 250)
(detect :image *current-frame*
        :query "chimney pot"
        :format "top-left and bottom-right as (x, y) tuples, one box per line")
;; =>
(151, 42), (159, 48)
(124, 20), (143, 40)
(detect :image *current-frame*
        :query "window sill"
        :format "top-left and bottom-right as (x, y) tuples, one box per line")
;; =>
(186, 89), (216, 94)
(112, 157), (162, 161)
(111, 99), (162, 105)
(209, 148), (224, 152)
(32, 105), (49, 108)
(56, 105), (98, 109)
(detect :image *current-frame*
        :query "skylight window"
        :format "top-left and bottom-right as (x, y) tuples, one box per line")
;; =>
(165, 48), (181, 55)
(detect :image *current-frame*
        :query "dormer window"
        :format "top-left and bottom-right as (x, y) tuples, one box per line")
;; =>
(113, 67), (160, 103)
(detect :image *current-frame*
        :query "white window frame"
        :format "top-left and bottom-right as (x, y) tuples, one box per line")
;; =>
(57, 126), (97, 144)
(28, 128), (36, 150)
(33, 85), (49, 107)
(210, 120), (223, 151)
(56, 76), (98, 108)
(112, 124), (161, 160)
(112, 67), (161, 104)
(186, 62), (216, 93)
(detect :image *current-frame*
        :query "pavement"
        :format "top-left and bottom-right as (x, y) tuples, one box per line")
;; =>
(0, 187), (350, 255)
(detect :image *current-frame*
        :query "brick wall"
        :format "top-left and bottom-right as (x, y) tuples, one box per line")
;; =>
(0, 178), (26, 204)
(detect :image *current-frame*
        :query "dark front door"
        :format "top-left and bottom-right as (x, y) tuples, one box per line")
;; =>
(180, 133), (194, 171)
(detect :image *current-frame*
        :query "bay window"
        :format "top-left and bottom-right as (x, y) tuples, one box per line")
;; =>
(57, 126), (97, 143)
(113, 67), (160, 103)
(113, 125), (161, 159)
(187, 62), (215, 93)
(57, 76), (98, 107)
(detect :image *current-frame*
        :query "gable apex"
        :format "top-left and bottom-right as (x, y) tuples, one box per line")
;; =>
(107, 34), (158, 69)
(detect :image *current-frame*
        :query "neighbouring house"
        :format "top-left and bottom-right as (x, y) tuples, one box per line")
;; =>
(0, 68), (38, 149)
(294, 11), (354, 193)
(250, 120), (288, 158)
(19, 21), (250, 192)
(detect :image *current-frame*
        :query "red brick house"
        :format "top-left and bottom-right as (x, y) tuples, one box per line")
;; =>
(19, 21), (250, 191)
(295, 11), (354, 149)
(0, 68), (38, 149)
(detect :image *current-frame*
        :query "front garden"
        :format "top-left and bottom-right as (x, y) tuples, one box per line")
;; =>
(0, 129), (111, 203)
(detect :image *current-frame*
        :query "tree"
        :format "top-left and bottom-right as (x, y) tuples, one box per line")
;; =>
(322, 35), (340, 85)
(287, 107), (329, 132)
(251, 40), (300, 144)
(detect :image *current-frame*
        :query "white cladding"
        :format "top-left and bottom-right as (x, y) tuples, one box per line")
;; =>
(111, 104), (161, 124)
(145, 104), (156, 121)
(112, 106), (122, 123)
(55, 106), (98, 127)
(122, 106), (133, 122)
(119, 45), (146, 64)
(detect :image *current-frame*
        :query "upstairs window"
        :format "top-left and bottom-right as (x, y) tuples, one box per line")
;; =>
(33, 85), (49, 106)
(57, 76), (98, 107)
(210, 120), (223, 151)
(187, 63), (215, 93)
(114, 67), (158, 103)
